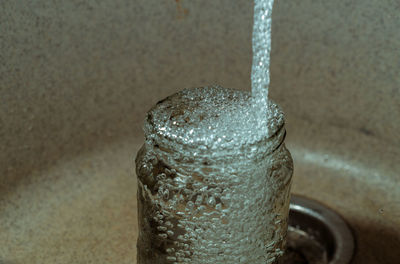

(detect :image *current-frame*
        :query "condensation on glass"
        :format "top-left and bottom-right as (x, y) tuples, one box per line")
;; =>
(135, 86), (293, 264)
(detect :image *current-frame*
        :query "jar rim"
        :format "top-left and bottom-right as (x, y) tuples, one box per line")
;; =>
(144, 85), (285, 160)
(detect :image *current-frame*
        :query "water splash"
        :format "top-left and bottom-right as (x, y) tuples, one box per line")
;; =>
(136, 1), (291, 263)
(138, 87), (291, 264)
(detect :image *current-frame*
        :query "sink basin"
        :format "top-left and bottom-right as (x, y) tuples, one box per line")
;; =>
(1, 0), (399, 263)
(1, 118), (398, 263)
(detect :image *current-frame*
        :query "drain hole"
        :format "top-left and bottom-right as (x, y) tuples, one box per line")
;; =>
(283, 226), (329, 264)
(282, 195), (355, 264)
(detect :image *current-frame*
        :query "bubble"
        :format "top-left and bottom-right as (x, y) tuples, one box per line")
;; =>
(136, 1), (294, 262)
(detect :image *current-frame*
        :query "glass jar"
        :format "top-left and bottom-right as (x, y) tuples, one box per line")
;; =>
(135, 86), (293, 264)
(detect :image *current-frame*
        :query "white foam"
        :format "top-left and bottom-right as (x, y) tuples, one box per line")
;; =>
(144, 86), (284, 160)
(145, 0), (277, 157)
(138, 85), (289, 263)
(137, 1), (287, 263)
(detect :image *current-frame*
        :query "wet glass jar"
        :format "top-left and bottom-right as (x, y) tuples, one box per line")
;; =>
(135, 86), (293, 264)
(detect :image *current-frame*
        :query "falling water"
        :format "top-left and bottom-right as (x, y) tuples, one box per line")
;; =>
(251, 0), (275, 106)
(136, 1), (292, 263)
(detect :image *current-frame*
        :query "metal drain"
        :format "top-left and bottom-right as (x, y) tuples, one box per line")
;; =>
(283, 195), (355, 264)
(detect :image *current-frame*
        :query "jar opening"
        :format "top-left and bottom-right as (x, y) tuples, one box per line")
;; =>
(144, 85), (285, 161)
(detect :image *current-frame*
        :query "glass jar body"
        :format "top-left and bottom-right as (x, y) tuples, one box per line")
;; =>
(135, 138), (293, 264)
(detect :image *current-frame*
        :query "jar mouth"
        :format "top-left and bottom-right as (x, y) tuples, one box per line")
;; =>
(148, 123), (286, 165)
(144, 85), (285, 162)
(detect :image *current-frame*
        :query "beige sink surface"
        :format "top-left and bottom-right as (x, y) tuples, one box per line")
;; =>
(1, 118), (398, 264)
(1, 0), (399, 263)
(0, 137), (140, 264)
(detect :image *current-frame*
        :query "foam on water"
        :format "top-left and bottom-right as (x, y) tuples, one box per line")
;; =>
(145, 0), (276, 154)
(138, 86), (291, 264)
(145, 86), (284, 159)
(136, 1), (289, 263)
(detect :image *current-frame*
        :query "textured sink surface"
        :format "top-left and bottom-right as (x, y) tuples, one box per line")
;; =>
(0, 138), (140, 264)
(286, 119), (400, 264)
(1, 119), (399, 264)
(1, 0), (399, 263)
